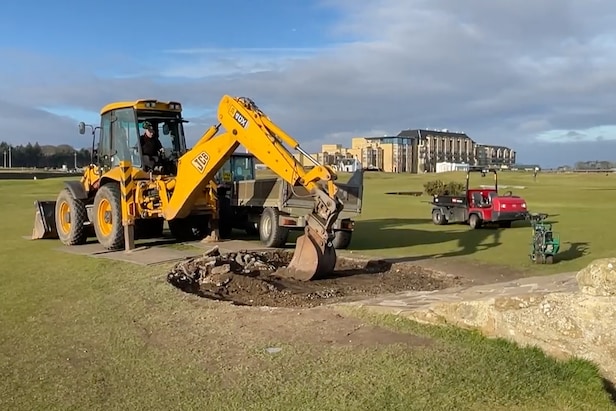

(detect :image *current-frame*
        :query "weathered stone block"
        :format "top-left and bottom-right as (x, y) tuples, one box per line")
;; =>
(576, 257), (616, 296)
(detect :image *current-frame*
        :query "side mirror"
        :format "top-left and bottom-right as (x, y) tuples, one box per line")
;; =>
(78, 122), (86, 135)
(163, 124), (170, 135)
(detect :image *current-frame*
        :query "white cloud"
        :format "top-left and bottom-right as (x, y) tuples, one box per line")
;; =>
(536, 125), (616, 143)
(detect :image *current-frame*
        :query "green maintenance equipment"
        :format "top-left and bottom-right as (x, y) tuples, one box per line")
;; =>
(528, 212), (560, 264)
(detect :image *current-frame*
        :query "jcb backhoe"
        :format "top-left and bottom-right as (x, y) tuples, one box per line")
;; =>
(31, 95), (344, 281)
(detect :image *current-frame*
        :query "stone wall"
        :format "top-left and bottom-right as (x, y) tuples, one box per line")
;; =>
(404, 258), (616, 381)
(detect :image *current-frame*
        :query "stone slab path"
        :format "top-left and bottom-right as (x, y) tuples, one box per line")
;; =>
(340, 271), (579, 314)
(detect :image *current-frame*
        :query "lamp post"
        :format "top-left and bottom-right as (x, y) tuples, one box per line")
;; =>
(3, 150), (5, 168)
(8, 146), (11, 168)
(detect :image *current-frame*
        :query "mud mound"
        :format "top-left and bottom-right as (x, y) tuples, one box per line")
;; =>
(166, 246), (465, 308)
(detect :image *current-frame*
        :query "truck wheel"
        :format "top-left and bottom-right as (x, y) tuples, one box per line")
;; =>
(469, 214), (482, 229)
(55, 187), (89, 246)
(332, 230), (352, 249)
(92, 184), (124, 250)
(432, 209), (447, 225)
(259, 207), (288, 248)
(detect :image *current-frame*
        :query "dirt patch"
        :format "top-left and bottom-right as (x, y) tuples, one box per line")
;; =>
(411, 256), (531, 285)
(166, 246), (466, 308)
(206, 306), (434, 349)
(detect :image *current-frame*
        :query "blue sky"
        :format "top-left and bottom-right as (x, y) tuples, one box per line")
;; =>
(1, 0), (616, 167)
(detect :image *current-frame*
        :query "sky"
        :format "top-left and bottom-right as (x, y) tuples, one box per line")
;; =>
(1, 0), (616, 168)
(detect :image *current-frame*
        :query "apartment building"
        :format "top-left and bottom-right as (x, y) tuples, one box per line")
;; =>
(294, 139), (413, 173)
(293, 129), (516, 173)
(397, 129), (475, 172)
(474, 144), (516, 167)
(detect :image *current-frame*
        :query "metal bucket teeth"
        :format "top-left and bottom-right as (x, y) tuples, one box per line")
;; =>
(275, 228), (336, 281)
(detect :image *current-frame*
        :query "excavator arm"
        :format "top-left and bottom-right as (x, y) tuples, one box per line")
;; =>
(161, 95), (344, 280)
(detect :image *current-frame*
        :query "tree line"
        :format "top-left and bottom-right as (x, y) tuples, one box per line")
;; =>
(2, 140), (613, 171)
(573, 160), (615, 170)
(556, 161), (616, 171)
(0, 141), (91, 169)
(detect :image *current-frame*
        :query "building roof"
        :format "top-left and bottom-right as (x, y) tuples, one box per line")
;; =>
(475, 143), (514, 151)
(363, 135), (413, 140)
(397, 129), (471, 140)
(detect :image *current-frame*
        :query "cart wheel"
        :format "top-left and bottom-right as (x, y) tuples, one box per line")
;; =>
(545, 255), (554, 264)
(432, 209), (447, 225)
(469, 214), (481, 229)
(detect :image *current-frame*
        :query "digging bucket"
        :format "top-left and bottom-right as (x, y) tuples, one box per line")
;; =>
(276, 226), (336, 281)
(31, 200), (58, 239)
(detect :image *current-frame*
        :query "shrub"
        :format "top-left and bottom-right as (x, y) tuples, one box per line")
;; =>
(424, 180), (465, 196)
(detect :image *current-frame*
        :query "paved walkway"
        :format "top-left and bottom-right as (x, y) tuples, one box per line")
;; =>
(341, 271), (579, 313)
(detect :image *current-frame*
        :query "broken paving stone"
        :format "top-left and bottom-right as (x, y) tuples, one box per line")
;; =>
(166, 248), (290, 291)
(165, 247), (465, 309)
(211, 264), (231, 275)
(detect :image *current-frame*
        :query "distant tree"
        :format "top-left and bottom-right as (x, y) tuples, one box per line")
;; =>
(0, 141), (91, 168)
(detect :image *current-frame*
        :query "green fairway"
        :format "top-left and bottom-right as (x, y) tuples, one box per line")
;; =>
(0, 175), (614, 410)
(347, 170), (613, 275)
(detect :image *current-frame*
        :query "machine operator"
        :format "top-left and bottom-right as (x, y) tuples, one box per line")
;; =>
(140, 121), (164, 171)
(140, 121), (163, 158)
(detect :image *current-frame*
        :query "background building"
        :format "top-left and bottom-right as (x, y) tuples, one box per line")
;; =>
(474, 144), (516, 168)
(294, 128), (517, 173)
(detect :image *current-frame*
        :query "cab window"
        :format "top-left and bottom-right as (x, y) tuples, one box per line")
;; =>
(230, 156), (255, 181)
(111, 108), (141, 167)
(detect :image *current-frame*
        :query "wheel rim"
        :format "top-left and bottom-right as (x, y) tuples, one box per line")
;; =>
(262, 215), (272, 238)
(58, 201), (71, 234)
(97, 198), (113, 236)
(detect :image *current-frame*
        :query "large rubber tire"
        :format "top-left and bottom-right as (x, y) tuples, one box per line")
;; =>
(55, 187), (89, 246)
(92, 184), (124, 250)
(332, 230), (352, 249)
(469, 213), (482, 229)
(259, 207), (289, 248)
(432, 209), (447, 225)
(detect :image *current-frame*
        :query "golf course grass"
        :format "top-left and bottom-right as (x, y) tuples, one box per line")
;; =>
(348, 170), (614, 275)
(0, 173), (614, 410)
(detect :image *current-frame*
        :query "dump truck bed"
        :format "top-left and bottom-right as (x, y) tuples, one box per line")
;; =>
(231, 175), (362, 220)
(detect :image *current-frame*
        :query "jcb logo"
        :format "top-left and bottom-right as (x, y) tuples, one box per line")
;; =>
(191, 151), (210, 173)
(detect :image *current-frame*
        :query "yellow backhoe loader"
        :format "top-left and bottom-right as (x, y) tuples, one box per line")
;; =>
(31, 95), (344, 281)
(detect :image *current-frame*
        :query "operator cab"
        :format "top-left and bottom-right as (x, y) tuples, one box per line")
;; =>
(79, 99), (188, 175)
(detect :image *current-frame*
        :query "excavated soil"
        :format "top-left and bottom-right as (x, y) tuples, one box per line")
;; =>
(166, 246), (466, 308)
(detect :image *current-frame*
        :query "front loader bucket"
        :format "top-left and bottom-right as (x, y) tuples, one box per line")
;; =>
(276, 227), (337, 281)
(32, 200), (58, 240)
